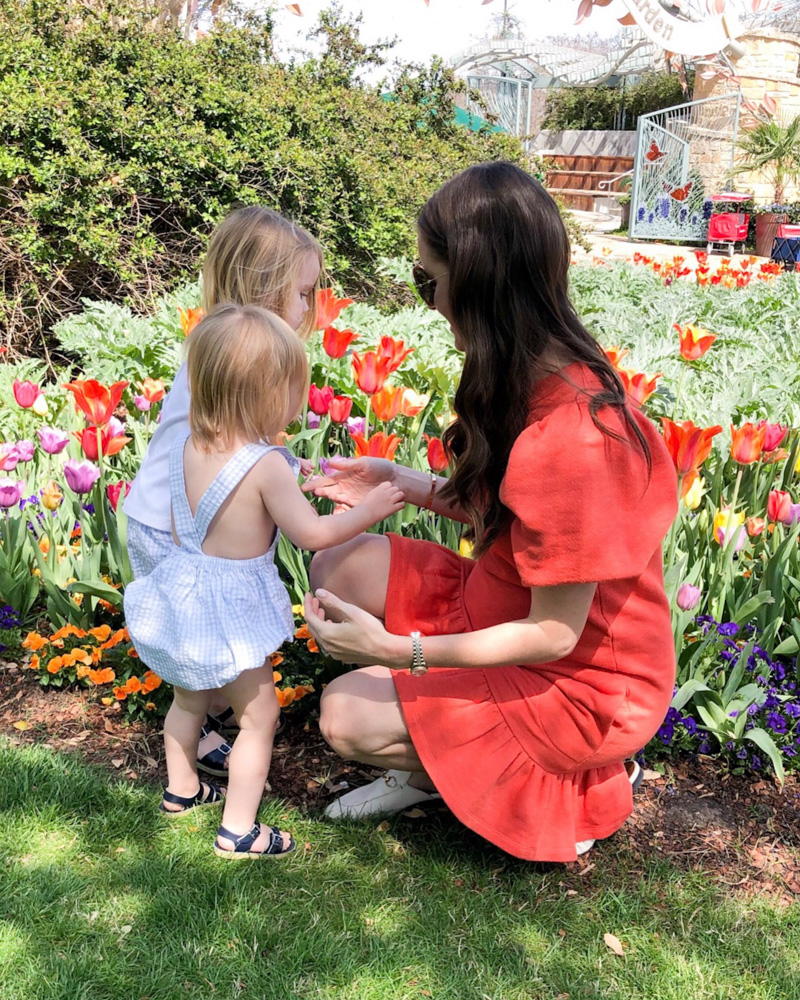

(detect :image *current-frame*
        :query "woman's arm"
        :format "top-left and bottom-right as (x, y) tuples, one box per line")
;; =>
(302, 457), (471, 524)
(304, 581), (597, 669)
(260, 453), (404, 551)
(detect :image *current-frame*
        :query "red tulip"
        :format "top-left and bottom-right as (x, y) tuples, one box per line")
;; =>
(377, 336), (414, 373)
(661, 419), (723, 476)
(315, 289), (354, 331)
(350, 431), (402, 461)
(425, 435), (449, 472)
(308, 384), (334, 416)
(767, 489), (792, 523)
(370, 386), (403, 422)
(322, 326), (358, 359)
(352, 351), (392, 395)
(328, 396), (353, 424)
(617, 369), (662, 406)
(74, 425), (131, 460)
(64, 379), (128, 427)
(106, 480), (131, 512)
(13, 379), (43, 409)
(730, 422), (766, 465)
(675, 323), (716, 360)
(757, 421), (788, 453)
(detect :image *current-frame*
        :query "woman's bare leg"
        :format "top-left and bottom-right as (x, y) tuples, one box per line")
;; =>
(309, 534), (391, 619)
(319, 665), (435, 790)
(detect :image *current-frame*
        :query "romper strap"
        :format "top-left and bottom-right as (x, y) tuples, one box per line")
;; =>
(193, 443), (299, 545)
(169, 429), (202, 553)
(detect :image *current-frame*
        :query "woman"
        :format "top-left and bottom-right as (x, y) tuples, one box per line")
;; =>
(303, 162), (678, 861)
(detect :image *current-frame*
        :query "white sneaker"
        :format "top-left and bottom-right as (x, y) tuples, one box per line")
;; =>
(574, 761), (644, 855)
(323, 769), (442, 820)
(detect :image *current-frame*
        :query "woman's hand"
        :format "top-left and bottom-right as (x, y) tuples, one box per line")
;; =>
(303, 589), (409, 668)
(301, 456), (397, 509)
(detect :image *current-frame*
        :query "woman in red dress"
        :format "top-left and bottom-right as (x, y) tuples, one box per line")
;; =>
(303, 162), (678, 861)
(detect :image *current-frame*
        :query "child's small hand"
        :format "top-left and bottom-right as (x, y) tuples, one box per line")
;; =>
(298, 458), (316, 478)
(362, 481), (405, 521)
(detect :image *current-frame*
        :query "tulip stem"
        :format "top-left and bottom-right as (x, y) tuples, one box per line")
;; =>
(664, 475), (684, 595)
(364, 397), (371, 442)
(713, 466), (744, 619)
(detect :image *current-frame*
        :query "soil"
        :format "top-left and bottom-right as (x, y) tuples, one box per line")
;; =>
(2, 663), (799, 901)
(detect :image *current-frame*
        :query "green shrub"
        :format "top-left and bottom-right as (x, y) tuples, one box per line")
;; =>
(0, 0), (520, 350)
(542, 73), (690, 132)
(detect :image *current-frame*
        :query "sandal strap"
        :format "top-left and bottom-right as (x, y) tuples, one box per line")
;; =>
(209, 707), (237, 728)
(215, 823), (293, 855)
(162, 782), (221, 808)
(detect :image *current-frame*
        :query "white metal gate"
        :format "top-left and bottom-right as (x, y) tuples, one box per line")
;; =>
(630, 93), (742, 242)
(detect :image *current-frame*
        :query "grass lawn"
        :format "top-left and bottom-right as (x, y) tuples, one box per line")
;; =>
(1, 741), (798, 1000)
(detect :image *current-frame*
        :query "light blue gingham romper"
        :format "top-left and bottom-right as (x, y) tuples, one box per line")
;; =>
(123, 431), (298, 691)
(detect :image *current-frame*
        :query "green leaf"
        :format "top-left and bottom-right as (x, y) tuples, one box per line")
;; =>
(743, 728), (786, 786)
(65, 580), (123, 607)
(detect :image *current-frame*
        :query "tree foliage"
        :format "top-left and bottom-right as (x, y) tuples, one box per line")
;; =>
(0, 0), (520, 350)
(542, 73), (689, 132)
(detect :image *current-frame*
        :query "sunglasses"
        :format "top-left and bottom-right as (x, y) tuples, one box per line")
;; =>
(412, 262), (440, 309)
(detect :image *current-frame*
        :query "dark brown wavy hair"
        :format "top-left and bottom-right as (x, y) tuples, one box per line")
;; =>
(418, 161), (650, 557)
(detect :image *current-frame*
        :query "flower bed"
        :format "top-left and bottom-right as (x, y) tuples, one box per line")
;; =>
(3, 256), (800, 779)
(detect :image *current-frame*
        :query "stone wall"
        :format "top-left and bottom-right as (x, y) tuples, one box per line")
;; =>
(694, 30), (800, 204)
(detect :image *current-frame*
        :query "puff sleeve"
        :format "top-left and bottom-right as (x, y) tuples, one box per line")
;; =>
(500, 402), (678, 587)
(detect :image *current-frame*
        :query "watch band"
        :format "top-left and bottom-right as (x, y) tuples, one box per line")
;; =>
(409, 631), (428, 676)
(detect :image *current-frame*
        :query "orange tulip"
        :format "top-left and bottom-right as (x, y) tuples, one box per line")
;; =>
(178, 307), (204, 337)
(316, 289), (354, 330)
(352, 351), (392, 395)
(399, 388), (430, 417)
(730, 422), (766, 465)
(328, 395), (353, 424)
(322, 326), (358, 358)
(377, 336), (414, 373)
(425, 435), (449, 472)
(618, 369), (662, 406)
(675, 323), (717, 361)
(747, 516), (766, 537)
(661, 418), (723, 476)
(350, 431), (402, 461)
(139, 378), (166, 403)
(370, 385), (403, 422)
(63, 379), (128, 427)
(604, 346), (629, 369)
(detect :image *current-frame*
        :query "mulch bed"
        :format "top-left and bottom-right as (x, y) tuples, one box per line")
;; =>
(2, 662), (799, 901)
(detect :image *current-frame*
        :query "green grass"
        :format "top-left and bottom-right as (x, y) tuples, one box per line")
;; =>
(1, 740), (798, 1000)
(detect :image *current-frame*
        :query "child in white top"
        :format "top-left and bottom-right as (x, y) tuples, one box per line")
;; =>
(124, 305), (404, 859)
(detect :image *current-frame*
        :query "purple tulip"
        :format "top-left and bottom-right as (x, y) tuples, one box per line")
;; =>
(63, 458), (101, 495)
(319, 455), (341, 477)
(307, 412), (321, 430)
(346, 416), (366, 435)
(0, 478), (25, 508)
(108, 416), (126, 437)
(0, 444), (20, 472)
(133, 394), (152, 412)
(37, 427), (71, 455)
(15, 439), (35, 463)
(676, 583), (702, 611)
(783, 503), (800, 526)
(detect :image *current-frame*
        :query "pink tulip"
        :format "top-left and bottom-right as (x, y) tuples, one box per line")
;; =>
(0, 445), (20, 472)
(758, 421), (788, 453)
(36, 428), (71, 455)
(0, 478), (25, 508)
(784, 503), (800, 526)
(63, 458), (101, 495)
(346, 416), (366, 436)
(12, 380), (42, 409)
(716, 525), (747, 551)
(15, 440), (35, 463)
(106, 480), (131, 512)
(308, 384), (334, 416)
(133, 394), (152, 412)
(767, 489), (792, 523)
(676, 583), (702, 611)
(307, 412), (321, 430)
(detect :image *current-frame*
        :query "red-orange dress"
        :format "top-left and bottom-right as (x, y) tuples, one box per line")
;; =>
(389, 363), (678, 861)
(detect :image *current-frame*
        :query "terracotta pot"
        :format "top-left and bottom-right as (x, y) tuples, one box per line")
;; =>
(755, 213), (788, 258)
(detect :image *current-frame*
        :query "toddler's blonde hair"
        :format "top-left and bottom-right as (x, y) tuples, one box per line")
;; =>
(202, 206), (323, 341)
(187, 304), (309, 450)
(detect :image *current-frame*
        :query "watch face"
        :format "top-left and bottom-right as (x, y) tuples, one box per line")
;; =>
(410, 665), (428, 677)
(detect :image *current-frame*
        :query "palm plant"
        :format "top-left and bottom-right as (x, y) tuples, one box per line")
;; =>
(735, 116), (800, 203)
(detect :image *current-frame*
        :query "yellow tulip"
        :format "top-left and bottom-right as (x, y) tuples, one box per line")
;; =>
(683, 476), (705, 511)
(459, 538), (474, 559)
(31, 394), (49, 417)
(713, 508), (745, 546)
(41, 479), (63, 511)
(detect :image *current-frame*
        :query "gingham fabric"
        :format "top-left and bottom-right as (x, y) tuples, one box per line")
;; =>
(124, 431), (298, 691)
(126, 519), (173, 579)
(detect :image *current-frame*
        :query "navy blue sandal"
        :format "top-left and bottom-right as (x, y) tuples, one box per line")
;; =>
(159, 782), (224, 817)
(196, 724), (232, 777)
(207, 708), (239, 736)
(213, 822), (295, 860)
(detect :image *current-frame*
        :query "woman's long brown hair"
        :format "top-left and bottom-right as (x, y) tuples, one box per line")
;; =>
(418, 161), (650, 557)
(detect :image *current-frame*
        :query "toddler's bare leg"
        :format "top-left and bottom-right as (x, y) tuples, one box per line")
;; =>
(163, 687), (213, 806)
(215, 665), (292, 853)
